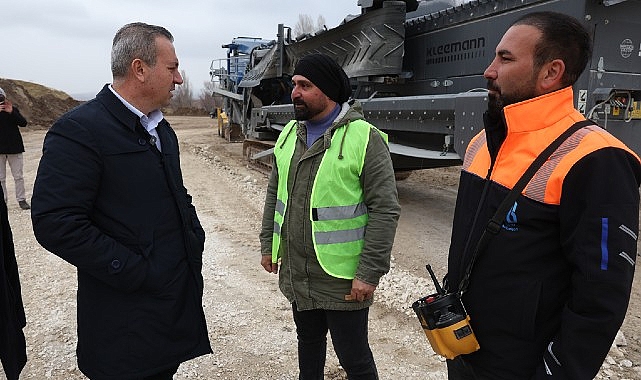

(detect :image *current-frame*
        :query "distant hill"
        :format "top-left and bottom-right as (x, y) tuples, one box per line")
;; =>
(0, 78), (82, 128)
(0, 78), (208, 126)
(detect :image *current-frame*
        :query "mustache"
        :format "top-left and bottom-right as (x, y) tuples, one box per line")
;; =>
(486, 80), (499, 93)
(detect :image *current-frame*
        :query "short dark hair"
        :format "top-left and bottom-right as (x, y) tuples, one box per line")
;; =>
(111, 22), (174, 79)
(512, 11), (591, 87)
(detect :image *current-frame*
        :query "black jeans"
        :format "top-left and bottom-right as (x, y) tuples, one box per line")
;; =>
(292, 303), (378, 380)
(447, 357), (490, 380)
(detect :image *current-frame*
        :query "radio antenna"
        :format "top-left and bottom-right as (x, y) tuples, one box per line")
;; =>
(426, 265), (445, 295)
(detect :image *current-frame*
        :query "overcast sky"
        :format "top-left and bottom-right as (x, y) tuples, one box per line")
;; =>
(3, 0), (361, 99)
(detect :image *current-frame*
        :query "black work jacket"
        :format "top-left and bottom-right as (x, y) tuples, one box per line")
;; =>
(447, 88), (641, 379)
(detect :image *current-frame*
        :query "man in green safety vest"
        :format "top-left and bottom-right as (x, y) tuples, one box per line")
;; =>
(260, 53), (400, 379)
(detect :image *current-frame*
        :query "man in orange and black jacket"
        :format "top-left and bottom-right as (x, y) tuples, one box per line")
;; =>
(446, 12), (641, 380)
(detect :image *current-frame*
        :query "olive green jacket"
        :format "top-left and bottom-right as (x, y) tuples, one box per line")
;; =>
(260, 100), (400, 311)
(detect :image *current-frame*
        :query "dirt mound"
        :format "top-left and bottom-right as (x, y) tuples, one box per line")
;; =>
(0, 78), (209, 127)
(0, 78), (82, 129)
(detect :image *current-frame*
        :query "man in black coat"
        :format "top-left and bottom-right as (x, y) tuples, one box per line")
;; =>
(30, 22), (212, 380)
(0, 186), (27, 380)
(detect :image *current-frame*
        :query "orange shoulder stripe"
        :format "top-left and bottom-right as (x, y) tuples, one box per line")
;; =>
(533, 127), (639, 204)
(463, 125), (640, 205)
(462, 131), (487, 172)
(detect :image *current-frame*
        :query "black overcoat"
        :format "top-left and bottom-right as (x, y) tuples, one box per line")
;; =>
(0, 188), (27, 380)
(31, 85), (212, 380)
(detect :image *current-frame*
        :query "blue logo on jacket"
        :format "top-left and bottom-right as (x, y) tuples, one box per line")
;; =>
(502, 201), (518, 232)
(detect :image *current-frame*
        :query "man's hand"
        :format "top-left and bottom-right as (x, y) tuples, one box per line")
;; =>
(0, 99), (13, 113)
(261, 254), (278, 274)
(347, 278), (376, 302)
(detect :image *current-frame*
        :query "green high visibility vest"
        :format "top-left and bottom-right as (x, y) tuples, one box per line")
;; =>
(271, 118), (388, 279)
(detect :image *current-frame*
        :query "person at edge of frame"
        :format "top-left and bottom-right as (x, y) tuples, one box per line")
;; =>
(0, 184), (27, 380)
(0, 87), (30, 210)
(445, 11), (641, 380)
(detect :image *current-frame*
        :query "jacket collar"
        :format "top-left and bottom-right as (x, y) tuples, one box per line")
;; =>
(295, 100), (359, 148)
(502, 86), (576, 134)
(94, 84), (141, 132)
(320, 100), (365, 149)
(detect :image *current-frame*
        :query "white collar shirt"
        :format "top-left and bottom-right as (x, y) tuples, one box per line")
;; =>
(109, 85), (163, 151)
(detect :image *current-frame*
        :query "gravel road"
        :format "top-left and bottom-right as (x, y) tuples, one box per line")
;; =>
(3, 116), (640, 379)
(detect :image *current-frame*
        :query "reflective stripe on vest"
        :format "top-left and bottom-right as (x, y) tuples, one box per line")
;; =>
(272, 198), (286, 236)
(312, 204), (368, 246)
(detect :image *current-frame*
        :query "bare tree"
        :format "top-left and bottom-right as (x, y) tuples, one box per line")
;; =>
(198, 80), (222, 112)
(171, 69), (193, 108)
(316, 15), (326, 32)
(293, 14), (314, 38)
(293, 14), (327, 39)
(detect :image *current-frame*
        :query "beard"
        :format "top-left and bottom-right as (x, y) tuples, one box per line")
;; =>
(486, 79), (537, 118)
(293, 99), (322, 121)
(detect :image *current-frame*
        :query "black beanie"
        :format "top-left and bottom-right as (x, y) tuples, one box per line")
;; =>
(292, 53), (351, 103)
